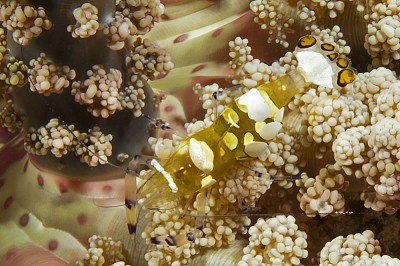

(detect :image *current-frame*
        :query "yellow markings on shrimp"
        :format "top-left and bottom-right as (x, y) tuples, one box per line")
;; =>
(222, 108), (239, 128)
(201, 175), (216, 189)
(255, 122), (265, 134)
(244, 132), (254, 145)
(223, 132), (238, 151)
(257, 70), (306, 108)
(259, 90), (279, 117)
(219, 147), (226, 156)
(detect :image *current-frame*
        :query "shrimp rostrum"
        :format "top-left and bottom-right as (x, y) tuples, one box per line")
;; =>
(124, 35), (356, 244)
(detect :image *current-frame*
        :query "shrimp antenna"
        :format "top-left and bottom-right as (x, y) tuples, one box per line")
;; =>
(142, 113), (172, 130)
(239, 162), (302, 181)
(211, 89), (222, 121)
(92, 201), (125, 208)
(185, 210), (374, 219)
(56, 118), (127, 173)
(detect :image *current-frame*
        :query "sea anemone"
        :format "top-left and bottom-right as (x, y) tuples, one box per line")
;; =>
(1, 0), (400, 265)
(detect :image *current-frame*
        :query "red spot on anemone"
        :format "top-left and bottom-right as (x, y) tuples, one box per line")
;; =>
(4, 247), (17, 260)
(59, 183), (68, 193)
(191, 64), (206, 73)
(77, 213), (87, 225)
(161, 13), (169, 20)
(156, 72), (167, 80)
(164, 105), (174, 113)
(3, 196), (13, 209)
(19, 213), (29, 226)
(48, 239), (58, 251)
(102, 185), (112, 193)
(37, 175), (44, 187)
(174, 34), (188, 43)
(212, 28), (223, 38)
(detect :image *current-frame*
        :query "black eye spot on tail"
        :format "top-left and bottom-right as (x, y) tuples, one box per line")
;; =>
(321, 43), (335, 51)
(297, 35), (317, 48)
(336, 57), (350, 68)
(327, 52), (339, 61)
(337, 69), (356, 87)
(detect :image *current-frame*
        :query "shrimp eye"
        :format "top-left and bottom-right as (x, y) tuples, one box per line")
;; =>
(336, 57), (349, 68)
(337, 69), (356, 87)
(321, 43), (335, 51)
(297, 35), (317, 48)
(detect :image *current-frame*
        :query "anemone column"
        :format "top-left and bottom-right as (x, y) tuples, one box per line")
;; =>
(7, 0), (157, 179)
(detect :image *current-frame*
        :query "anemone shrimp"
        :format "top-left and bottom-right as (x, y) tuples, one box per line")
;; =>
(122, 34), (357, 247)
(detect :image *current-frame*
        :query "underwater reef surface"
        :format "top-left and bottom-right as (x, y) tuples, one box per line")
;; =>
(1, 0), (400, 266)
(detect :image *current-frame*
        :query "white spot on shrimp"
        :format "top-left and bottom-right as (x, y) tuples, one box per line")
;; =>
(296, 51), (334, 88)
(259, 122), (282, 141)
(274, 107), (284, 122)
(189, 138), (214, 173)
(237, 88), (271, 122)
(244, 141), (268, 160)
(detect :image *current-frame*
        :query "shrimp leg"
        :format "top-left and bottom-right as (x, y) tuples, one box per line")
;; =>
(125, 170), (138, 235)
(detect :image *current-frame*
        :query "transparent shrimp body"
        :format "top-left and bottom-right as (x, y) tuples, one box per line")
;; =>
(136, 80), (297, 202)
(125, 35), (357, 241)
